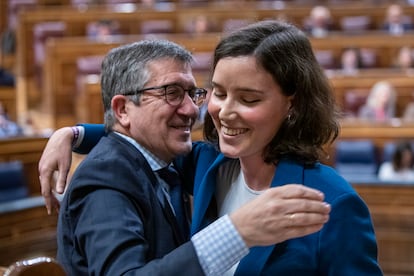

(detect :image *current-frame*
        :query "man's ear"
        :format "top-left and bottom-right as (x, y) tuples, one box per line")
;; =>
(111, 95), (130, 127)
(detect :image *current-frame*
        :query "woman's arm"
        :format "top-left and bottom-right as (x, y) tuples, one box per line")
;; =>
(38, 124), (105, 214)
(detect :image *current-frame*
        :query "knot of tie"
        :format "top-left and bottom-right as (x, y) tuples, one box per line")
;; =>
(157, 166), (180, 188)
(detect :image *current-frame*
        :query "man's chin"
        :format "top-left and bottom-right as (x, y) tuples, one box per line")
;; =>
(174, 142), (193, 156)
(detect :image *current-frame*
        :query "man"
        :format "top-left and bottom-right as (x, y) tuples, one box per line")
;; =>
(44, 40), (330, 275)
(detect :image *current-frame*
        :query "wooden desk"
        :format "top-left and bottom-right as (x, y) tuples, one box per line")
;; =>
(339, 120), (414, 148)
(13, 2), (414, 115)
(42, 33), (220, 128)
(15, 2), (414, 77)
(37, 32), (414, 129)
(353, 183), (414, 275)
(317, 120), (414, 167)
(0, 196), (58, 267)
(310, 32), (414, 68)
(328, 69), (414, 117)
(0, 136), (49, 196)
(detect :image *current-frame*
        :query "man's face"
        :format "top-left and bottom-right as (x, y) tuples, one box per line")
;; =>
(123, 58), (199, 162)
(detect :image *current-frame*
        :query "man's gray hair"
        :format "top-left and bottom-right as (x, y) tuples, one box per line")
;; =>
(101, 39), (194, 130)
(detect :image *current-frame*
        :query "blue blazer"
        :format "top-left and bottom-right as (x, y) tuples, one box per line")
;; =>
(175, 142), (383, 276)
(58, 133), (204, 275)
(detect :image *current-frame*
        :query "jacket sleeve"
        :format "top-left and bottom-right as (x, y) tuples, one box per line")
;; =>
(319, 192), (383, 275)
(63, 188), (204, 275)
(73, 123), (106, 154)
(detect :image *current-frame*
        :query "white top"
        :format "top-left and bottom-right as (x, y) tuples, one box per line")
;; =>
(378, 162), (414, 182)
(216, 160), (264, 275)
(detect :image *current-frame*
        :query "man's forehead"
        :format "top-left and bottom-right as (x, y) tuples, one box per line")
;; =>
(146, 60), (195, 86)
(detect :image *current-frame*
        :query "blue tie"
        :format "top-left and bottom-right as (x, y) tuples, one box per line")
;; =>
(157, 166), (189, 239)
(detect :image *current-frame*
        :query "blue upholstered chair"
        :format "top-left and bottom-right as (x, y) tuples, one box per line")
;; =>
(0, 161), (29, 203)
(334, 139), (379, 182)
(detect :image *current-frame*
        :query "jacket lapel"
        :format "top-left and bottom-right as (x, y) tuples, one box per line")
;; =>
(236, 159), (305, 275)
(108, 133), (186, 244)
(153, 173), (187, 245)
(191, 154), (229, 235)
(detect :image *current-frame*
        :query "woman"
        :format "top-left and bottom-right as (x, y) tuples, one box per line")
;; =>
(378, 141), (414, 182)
(39, 20), (382, 275)
(358, 80), (397, 121)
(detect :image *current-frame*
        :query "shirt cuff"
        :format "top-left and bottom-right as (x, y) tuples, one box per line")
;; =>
(191, 215), (249, 275)
(71, 126), (85, 150)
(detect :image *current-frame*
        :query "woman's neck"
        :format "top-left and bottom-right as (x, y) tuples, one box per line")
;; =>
(239, 155), (276, 191)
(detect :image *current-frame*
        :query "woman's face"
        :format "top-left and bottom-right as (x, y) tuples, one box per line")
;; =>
(401, 149), (413, 168)
(208, 56), (293, 160)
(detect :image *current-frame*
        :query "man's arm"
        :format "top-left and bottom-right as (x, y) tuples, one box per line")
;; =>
(193, 185), (330, 275)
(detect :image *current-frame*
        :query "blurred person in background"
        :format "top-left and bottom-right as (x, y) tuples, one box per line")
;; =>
(393, 46), (414, 70)
(358, 80), (397, 121)
(382, 4), (414, 35)
(340, 47), (364, 75)
(304, 5), (333, 38)
(378, 140), (414, 182)
(0, 102), (22, 138)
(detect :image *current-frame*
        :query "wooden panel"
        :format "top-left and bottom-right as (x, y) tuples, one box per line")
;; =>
(353, 183), (414, 275)
(339, 120), (414, 148)
(76, 75), (103, 124)
(328, 69), (414, 117)
(15, 3), (414, 76)
(0, 0), (7, 35)
(0, 136), (48, 195)
(40, 33), (414, 129)
(13, 3), (414, 114)
(0, 196), (58, 266)
(42, 33), (220, 128)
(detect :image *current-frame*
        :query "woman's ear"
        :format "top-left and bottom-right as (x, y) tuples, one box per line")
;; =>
(111, 95), (130, 127)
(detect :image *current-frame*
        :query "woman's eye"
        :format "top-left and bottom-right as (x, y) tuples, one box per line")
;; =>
(242, 98), (260, 104)
(213, 92), (226, 98)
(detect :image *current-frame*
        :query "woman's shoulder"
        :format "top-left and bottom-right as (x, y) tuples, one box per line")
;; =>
(192, 141), (220, 156)
(305, 162), (358, 199)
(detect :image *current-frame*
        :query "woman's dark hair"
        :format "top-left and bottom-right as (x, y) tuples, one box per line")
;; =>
(392, 141), (414, 171)
(204, 20), (340, 165)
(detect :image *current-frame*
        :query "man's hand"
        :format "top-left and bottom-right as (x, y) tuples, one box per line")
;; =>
(38, 127), (74, 214)
(230, 184), (331, 247)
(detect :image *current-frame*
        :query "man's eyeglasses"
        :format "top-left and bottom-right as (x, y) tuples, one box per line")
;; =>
(123, 84), (207, 106)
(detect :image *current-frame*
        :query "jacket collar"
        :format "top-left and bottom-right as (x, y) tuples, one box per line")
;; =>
(237, 158), (305, 274)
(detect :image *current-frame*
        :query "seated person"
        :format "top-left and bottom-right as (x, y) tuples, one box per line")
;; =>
(378, 140), (414, 182)
(358, 80), (397, 121)
(0, 67), (15, 87)
(382, 4), (414, 35)
(340, 47), (363, 74)
(0, 102), (22, 137)
(186, 15), (216, 35)
(303, 5), (333, 37)
(86, 19), (119, 40)
(393, 46), (414, 70)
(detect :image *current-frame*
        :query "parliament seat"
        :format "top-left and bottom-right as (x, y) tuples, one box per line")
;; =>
(340, 15), (372, 33)
(334, 139), (379, 182)
(342, 88), (369, 117)
(3, 256), (65, 276)
(140, 20), (174, 34)
(0, 161), (28, 203)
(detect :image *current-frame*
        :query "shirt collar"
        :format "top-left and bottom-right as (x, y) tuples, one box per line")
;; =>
(114, 132), (169, 171)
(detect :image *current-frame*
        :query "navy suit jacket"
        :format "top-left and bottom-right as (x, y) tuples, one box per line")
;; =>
(57, 133), (204, 275)
(175, 142), (383, 276)
(383, 22), (414, 34)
